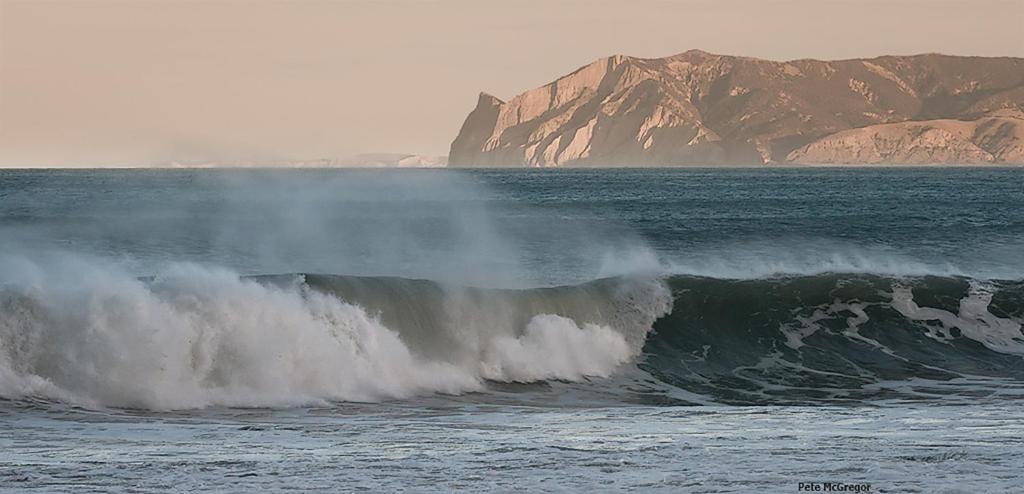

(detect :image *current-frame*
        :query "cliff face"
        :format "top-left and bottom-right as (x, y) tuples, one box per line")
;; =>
(788, 111), (1024, 164)
(448, 51), (1024, 166)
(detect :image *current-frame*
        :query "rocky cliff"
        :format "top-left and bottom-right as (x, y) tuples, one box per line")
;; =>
(448, 51), (1024, 166)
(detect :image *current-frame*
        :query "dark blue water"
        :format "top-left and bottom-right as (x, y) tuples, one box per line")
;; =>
(2, 168), (1024, 492)
(2, 168), (1023, 282)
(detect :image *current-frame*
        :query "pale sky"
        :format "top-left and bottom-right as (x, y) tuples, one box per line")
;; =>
(1, 0), (1022, 167)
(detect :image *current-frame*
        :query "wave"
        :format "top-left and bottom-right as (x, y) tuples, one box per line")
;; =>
(603, 238), (1024, 281)
(646, 274), (1024, 404)
(1, 257), (1022, 409)
(0, 258), (670, 409)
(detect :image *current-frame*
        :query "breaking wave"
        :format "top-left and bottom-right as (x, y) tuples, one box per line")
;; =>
(0, 258), (670, 409)
(1, 256), (1023, 409)
(645, 274), (1024, 405)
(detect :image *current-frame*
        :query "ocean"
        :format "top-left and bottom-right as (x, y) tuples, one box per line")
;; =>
(1, 168), (1023, 492)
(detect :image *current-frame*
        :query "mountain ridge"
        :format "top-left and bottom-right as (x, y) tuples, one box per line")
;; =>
(449, 51), (1024, 166)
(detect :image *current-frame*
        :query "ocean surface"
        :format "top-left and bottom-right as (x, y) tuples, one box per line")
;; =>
(1, 168), (1023, 492)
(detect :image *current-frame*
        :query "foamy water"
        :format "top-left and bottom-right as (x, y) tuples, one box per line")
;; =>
(0, 257), (670, 409)
(2, 168), (1023, 492)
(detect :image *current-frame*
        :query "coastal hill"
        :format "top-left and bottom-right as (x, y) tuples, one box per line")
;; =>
(448, 51), (1024, 166)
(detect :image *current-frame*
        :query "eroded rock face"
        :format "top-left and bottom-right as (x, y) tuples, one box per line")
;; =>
(448, 51), (1024, 166)
(788, 113), (1024, 164)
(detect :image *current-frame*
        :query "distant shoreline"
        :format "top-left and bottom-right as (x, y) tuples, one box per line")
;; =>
(2, 164), (1022, 170)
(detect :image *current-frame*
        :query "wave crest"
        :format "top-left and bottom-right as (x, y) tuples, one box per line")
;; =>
(0, 258), (671, 409)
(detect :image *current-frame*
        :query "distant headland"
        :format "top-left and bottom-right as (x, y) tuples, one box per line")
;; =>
(448, 51), (1024, 167)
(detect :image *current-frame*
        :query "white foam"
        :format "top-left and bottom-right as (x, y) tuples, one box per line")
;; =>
(481, 314), (634, 382)
(0, 256), (666, 409)
(890, 282), (1024, 355)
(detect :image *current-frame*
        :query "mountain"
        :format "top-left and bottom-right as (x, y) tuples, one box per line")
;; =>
(448, 51), (1024, 166)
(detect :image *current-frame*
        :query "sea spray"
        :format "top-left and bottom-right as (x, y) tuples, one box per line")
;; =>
(0, 256), (673, 409)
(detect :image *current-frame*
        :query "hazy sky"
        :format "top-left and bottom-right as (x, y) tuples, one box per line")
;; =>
(2, 0), (1022, 167)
